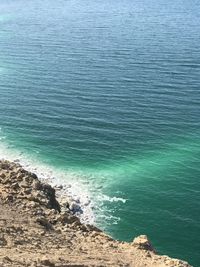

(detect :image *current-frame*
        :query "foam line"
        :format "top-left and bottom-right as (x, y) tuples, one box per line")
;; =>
(0, 140), (96, 224)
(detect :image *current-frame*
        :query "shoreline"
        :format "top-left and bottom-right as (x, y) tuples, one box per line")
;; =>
(0, 159), (191, 267)
(0, 141), (96, 225)
(0, 141), (127, 228)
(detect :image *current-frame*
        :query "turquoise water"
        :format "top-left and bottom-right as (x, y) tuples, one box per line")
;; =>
(0, 0), (200, 265)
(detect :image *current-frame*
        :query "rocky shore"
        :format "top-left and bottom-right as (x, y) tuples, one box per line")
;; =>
(0, 160), (191, 267)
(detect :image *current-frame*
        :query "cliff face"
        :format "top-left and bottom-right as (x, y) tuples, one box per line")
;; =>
(0, 160), (191, 267)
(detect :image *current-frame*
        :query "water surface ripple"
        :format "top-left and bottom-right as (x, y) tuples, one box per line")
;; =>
(0, 0), (200, 266)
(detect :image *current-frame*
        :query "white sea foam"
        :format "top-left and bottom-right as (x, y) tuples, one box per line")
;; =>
(0, 137), (126, 228)
(0, 140), (95, 224)
(98, 194), (127, 204)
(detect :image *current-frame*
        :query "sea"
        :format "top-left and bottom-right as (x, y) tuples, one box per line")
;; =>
(0, 0), (200, 266)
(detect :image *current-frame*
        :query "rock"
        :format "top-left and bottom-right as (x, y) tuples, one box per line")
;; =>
(23, 188), (32, 195)
(0, 236), (7, 247)
(3, 256), (12, 262)
(5, 194), (14, 203)
(32, 180), (41, 190)
(11, 182), (20, 190)
(20, 180), (30, 188)
(54, 184), (63, 190)
(69, 201), (82, 213)
(26, 201), (38, 208)
(30, 172), (38, 179)
(132, 235), (155, 252)
(0, 160), (192, 267)
(36, 217), (53, 230)
(42, 183), (60, 211)
(40, 258), (55, 267)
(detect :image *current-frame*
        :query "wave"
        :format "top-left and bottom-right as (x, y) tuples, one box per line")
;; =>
(98, 194), (127, 204)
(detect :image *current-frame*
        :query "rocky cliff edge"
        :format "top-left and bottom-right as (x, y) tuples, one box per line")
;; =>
(0, 160), (191, 267)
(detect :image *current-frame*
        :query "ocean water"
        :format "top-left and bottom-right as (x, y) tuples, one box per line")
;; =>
(0, 0), (200, 265)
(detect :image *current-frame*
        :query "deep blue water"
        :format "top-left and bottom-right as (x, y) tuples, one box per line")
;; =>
(0, 0), (200, 266)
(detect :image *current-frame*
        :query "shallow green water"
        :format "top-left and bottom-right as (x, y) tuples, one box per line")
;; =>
(0, 0), (200, 265)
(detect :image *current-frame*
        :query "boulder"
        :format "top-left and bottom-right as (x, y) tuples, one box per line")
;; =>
(132, 235), (155, 252)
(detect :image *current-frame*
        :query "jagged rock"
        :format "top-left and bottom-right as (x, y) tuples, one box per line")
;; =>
(32, 180), (41, 190)
(0, 160), (191, 267)
(11, 182), (20, 190)
(41, 183), (60, 211)
(132, 235), (155, 252)
(0, 236), (7, 247)
(69, 201), (82, 213)
(40, 258), (55, 267)
(2, 256), (12, 263)
(36, 217), (53, 230)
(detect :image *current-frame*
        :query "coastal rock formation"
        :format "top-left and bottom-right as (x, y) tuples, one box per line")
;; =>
(0, 160), (191, 267)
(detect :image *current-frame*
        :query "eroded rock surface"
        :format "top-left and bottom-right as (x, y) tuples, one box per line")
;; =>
(0, 160), (191, 267)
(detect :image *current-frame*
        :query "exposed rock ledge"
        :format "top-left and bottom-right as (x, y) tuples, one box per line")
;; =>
(0, 160), (191, 267)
